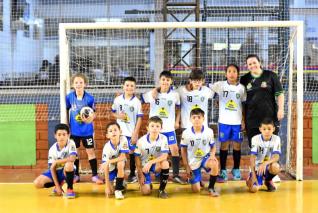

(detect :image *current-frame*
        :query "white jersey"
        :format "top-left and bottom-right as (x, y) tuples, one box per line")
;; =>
(102, 136), (129, 172)
(48, 140), (77, 170)
(250, 134), (281, 168)
(181, 126), (215, 170)
(134, 133), (169, 167)
(178, 86), (214, 128)
(111, 94), (143, 137)
(142, 88), (180, 132)
(209, 81), (246, 125)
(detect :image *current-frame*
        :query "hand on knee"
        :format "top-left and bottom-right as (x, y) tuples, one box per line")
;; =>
(269, 163), (280, 175)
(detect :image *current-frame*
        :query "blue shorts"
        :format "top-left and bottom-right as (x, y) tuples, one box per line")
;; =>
(125, 136), (136, 151)
(189, 155), (211, 185)
(218, 123), (243, 143)
(162, 131), (177, 145)
(42, 168), (66, 184)
(143, 164), (157, 185)
(109, 169), (118, 182)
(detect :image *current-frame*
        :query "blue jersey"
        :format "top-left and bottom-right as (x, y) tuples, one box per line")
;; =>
(66, 91), (95, 136)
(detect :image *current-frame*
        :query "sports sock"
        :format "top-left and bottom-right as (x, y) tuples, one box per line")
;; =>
(172, 156), (180, 177)
(233, 149), (241, 169)
(220, 149), (228, 171)
(65, 171), (74, 190)
(208, 175), (217, 190)
(44, 182), (55, 188)
(89, 158), (98, 176)
(74, 158), (80, 176)
(115, 177), (124, 190)
(129, 154), (136, 176)
(159, 169), (169, 191)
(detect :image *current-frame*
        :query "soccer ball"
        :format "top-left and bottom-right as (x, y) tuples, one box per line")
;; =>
(80, 107), (94, 123)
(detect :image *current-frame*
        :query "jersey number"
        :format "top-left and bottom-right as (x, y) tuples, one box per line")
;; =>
(187, 96), (192, 102)
(223, 91), (228, 98)
(145, 148), (150, 154)
(119, 105), (123, 111)
(190, 140), (194, 146)
(155, 99), (160, 105)
(86, 138), (93, 146)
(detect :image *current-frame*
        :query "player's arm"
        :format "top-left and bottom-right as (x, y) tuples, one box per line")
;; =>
(175, 106), (181, 130)
(135, 155), (144, 185)
(181, 146), (191, 179)
(277, 93), (284, 121)
(209, 144), (217, 161)
(132, 115), (142, 145)
(249, 139), (258, 180)
(106, 153), (127, 164)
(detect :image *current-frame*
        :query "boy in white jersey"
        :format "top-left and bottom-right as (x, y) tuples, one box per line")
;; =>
(135, 116), (170, 198)
(102, 122), (129, 199)
(209, 64), (246, 182)
(33, 124), (77, 199)
(111, 76), (143, 184)
(142, 71), (184, 184)
(246, 118), (281, 192)
(178, 70), (214, 129)
(181, 108), (219, 197)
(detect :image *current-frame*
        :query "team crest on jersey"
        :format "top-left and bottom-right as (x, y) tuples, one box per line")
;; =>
(261, 81), (267, 88)
(71, 146), (76, 152)
(236, 93), (240, 99)
(201, 97), (205, 102)
(202, 140), (207, 145)
(156, 147), (161, 152)
(167, 100), (173, 106)
(129, 106), (134, 112)
(122, 143), (128, 149)
(247, 83), (252, 90)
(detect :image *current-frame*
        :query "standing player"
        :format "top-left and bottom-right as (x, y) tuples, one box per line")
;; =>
(33, 124), (77, 199)
(135, 116), (170, 198)
(66, 73), (103, 184)
(246, 118), (281, 192)
(111, 76), (143, 184)
(181, 108), (219, 196)
(102, 122), (129, 199)
(178, 70), (214, 129)
(209, 64), (246, 182)
(142, 70), (184, 184)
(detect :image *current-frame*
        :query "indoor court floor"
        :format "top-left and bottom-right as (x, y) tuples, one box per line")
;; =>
(0, 170), (317, 213)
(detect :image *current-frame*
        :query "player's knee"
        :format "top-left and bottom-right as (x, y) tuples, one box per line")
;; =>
(64, 162), (74, 172)
(117, 161), (125, 170)
(33, 178), (42, 188)
(269, 162), (280, 175)
(86, 148), (96, 158)
(161, 160), (169, 169)
(192, 184), (201, 193)
(221, 142), (229, 150)
(233, 142), (241, 151)
(141, 186), (151, 195)
(169, 144), (179, 156)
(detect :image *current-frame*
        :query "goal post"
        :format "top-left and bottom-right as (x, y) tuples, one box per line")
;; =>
(59, 21), (304, 180)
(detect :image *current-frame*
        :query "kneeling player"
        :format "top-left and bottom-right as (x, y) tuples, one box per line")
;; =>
(135, 116), (170, 198)
(246, 118), (281, 193)
(33, 124), (77, 199)
(181, 108), (219, 197)
(102, 122), (129, 199)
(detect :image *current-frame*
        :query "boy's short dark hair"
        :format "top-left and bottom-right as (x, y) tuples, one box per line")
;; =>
(260, 118), (275, 126)
(246, 54), (261, 63)
(159, 70), (173, 79)
(123, 76), (136, 84)
(54, 123), (70, 134)
(148, 116), (163, 127)
(190, 108), (205, 117)
(106, 122), (121, 133)
(189, 70), (205, 80)
(71, 73), (89, 84)
(226, 64), (240, 75)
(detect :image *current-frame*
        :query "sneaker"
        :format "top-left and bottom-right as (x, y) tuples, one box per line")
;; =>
(172, 176), (186, 185)
(73, 175), (80, 183)
(158, 190), (168, 199)
(115, 190), (124, 200)
(208, 188), (220, 197)
(92, 175), (104, 184)
(231, 169), (241, 181)
(127, 174), (138, 184)
(265, 180), (276, 192)
(64, 189), (76, 199)
(217, 170), (228, 183)
(272, 175), (281, 183)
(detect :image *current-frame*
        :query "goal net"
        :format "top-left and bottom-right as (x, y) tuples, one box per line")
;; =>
(59, 21), (303, 180)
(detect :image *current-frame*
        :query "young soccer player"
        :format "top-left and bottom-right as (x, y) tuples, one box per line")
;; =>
(135, 116), (170, 198)
(111, 76), (143, 183)
(181, 108), (219, 197)
(66, 73), (103, 184)
(178, 70), (214, 129)
(33, 124), (77, 199)
(209, 64), (246, 182)
(102, 122), (129, 199)
(142, 70), (184, 184)
(246, 118), (281, 192)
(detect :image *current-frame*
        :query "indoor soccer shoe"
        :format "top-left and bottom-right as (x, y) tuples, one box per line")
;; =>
(172, 176), (186, 185)
(231, 169), (241, 181)
(272, 175), (281, 183)
(265, 180), (276, 192)
(208, 188), (220, 197)
(217, 170), (228, 183)
(127, 174), (138, 184)
(65, 189), (76, 199)
(158, 190), (168, 199)
(115, 190), (124, 200)
(92, 175), (104, 184)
